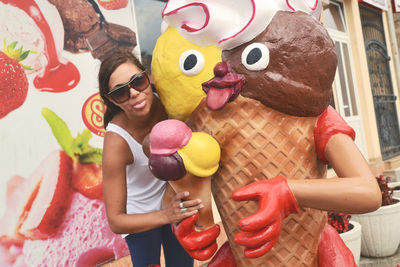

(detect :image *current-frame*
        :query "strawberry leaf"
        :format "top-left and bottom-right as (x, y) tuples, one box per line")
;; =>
(2, 38), (36, 68)
(77, 129), (92, 146)
(20, 63), (33, 71)
(71, 129), (92, 155)
(79, 148), (103, 165)
(42, 108), (75, 159)
(20, 51), (30, 60)
(8, 41), (17, 50)
(42, 108), (103, 165)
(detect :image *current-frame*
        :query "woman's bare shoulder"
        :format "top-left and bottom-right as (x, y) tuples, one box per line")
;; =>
(103, 130), (134, 165)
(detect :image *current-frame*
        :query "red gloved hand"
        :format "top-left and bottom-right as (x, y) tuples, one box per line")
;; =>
(232, 176), (299, 258)
(171, 213), (220, 261)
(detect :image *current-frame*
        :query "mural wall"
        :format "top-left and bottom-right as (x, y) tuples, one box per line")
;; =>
(0, 0), (141, 265)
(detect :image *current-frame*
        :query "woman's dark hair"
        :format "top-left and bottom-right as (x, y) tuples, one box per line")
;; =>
(99, 49), (146, 128)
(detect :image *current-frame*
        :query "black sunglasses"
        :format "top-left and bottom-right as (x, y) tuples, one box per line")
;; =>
(107, 71), (150, 103)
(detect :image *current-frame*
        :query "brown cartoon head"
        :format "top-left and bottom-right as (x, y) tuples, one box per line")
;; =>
(222, 11), (337, 117)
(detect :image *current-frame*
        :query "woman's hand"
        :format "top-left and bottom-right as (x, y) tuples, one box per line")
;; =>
(163, 191), (203, 224)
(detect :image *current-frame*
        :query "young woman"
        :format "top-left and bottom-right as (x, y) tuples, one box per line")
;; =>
(99, 50), (201, 267)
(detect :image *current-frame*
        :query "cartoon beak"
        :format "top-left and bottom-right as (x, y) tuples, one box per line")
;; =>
(201, 61), (245, 111)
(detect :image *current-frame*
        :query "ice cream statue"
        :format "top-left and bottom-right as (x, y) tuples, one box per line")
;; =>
(150, 0), (383, 266)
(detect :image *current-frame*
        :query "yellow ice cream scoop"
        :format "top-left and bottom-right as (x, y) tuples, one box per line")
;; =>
(177, 132), (220, 177)
(152, 27), (221, 121)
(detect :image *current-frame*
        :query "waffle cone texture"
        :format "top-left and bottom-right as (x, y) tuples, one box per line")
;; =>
(188, 96), (327, 266)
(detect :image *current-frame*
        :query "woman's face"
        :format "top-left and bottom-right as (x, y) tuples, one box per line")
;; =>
(108, 61), (153, 117)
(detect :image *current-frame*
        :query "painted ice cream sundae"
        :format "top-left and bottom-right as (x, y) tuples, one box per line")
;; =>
(0, 108), (129, 266)
(0, 0), (137, 119)
(0, 0), (63, 74)
(0, 0), (80, 92)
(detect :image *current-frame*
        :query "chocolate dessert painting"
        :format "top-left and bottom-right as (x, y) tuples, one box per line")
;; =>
(0, 0), (137, 96)
(0, 0), (139, 266)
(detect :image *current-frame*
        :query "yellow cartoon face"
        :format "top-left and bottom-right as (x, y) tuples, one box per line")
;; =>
(151, 27), (221, 121)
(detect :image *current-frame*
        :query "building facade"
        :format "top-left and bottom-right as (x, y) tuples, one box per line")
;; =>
(322, 0), (400, 179)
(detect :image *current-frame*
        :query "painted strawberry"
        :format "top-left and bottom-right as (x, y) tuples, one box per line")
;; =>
(72, 161), (103, 199)
(0, 175), (34, 245)
(19, 150), (73, 239)
(0, 39), (34, 119)
(97, 0), (128, 10)
(0, 149), (73, 241)
(42, 108), (103, 199)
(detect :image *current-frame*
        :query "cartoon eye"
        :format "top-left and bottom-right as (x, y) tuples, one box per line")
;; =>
(241, 43), (270, 71)
(179, 49), (205, 76)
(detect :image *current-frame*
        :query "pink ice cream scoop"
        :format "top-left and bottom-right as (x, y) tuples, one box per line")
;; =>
(150, 119), (192, 156)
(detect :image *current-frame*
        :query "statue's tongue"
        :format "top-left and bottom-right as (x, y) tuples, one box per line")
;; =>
(206, 88), (233, 111)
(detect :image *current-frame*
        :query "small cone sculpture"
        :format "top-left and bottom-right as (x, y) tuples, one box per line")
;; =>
(149, 119), (220, 230)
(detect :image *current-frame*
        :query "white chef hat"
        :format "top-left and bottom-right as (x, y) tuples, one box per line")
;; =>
(162, 0), (322, 50)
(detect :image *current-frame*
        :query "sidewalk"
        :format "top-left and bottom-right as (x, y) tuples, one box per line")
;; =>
(360, 246), (400, 267)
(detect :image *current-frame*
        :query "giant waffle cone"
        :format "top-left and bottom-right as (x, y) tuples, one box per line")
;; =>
(188, 96), (327, 266)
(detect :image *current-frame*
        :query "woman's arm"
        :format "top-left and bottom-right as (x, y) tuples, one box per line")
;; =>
(102, 132), (202, 234)
(289, 133), (382, 214)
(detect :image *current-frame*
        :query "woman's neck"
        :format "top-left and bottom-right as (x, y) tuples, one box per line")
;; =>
(118, 97), (167, 143)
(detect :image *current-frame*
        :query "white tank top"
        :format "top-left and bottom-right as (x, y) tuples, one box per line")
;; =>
(106, 123), (167, 220)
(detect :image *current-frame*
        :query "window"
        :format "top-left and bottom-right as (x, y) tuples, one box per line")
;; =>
(323, 0), (359, 118)
(323, 0), (368, 159)
(324, 1), (347, 32)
